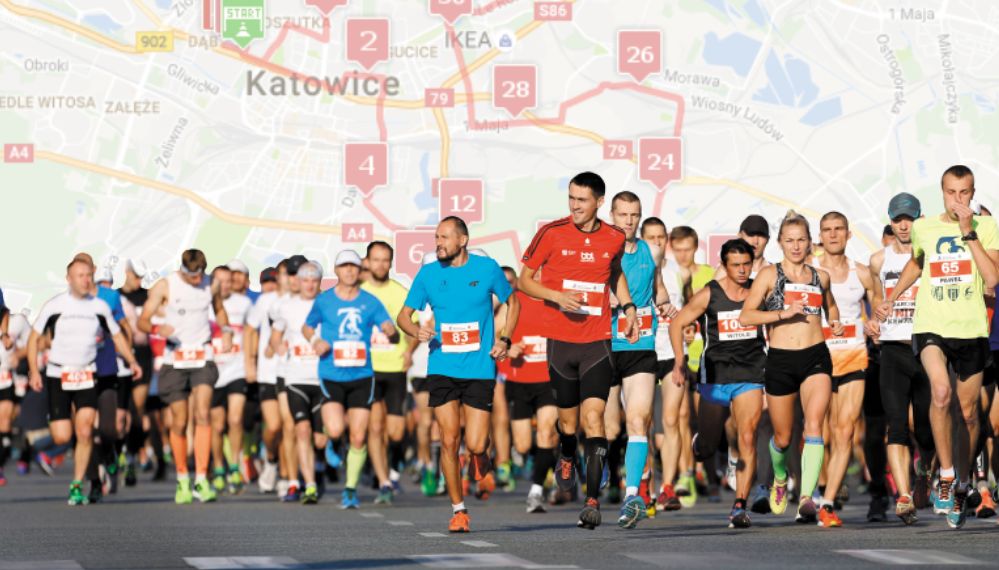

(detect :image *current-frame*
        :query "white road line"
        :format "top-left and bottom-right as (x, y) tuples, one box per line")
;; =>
(388, 520), (415, 526)
(461, 540), (498, 548)
(419, 532), (447, 537)
(183, 557), (302, 569)
(409, 554), (580, 569)
(836, 550), (983, 565)
(360, 512), (384, 518)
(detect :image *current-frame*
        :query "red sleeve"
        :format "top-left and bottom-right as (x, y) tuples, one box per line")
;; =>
(522, 221), (559, 270)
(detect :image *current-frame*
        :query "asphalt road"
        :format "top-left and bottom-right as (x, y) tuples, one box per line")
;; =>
(2, 469), (999, 569)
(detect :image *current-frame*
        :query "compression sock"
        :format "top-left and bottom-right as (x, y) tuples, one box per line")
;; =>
(769, 437), (788, 482)
(801, 436), (824, 498)
(346, 446), (368, 490)
(624, 436), (648, 497)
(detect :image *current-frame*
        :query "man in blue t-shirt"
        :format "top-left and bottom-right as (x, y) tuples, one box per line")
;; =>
(397, 216), (520, 533)
(303, 249), (395, 509)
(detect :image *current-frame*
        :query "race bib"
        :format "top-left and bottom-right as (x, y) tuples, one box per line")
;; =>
(173, 347), (207, 370)
(521, 335), (547, 364)
(717, 310), (757, 341)
(929, 252), (973, 286)
(211, 336), (242, 358)
(333, 341), (367, 367)
(60, 365), (96, 391)
(370, 327), (393, 352)
(290, 343), (319, 361)
(562, 280), (605, 316)
(617, 306), (654, 338)
(0, 369), (12, 390)
(441, 322), (481, 353)
(823, 319), (862, 348)
(784, 283), (822, 316)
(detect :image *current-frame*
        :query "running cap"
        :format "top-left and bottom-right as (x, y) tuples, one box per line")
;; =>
(297, 262), (322, 280)
(888, 192), (921, 220)
(226, 259), (250, 274)
(125, 259), (148, 278)
(285, 255), (309, 276)
(95, 267), (113, 285)
(259, 267), (277, 284)
(334, 250), (363, 268)
(738, 215), (770, 238)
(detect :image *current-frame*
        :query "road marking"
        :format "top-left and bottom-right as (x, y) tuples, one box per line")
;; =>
(183, 557), (302, 569)
(0, 562), (83, 570)
(836, 550), (984, 565)
(388, 520), (414, 526)
(419, 532), (447, 537)
(625, 553), (741, 568)
(360, 512), (384, 518)
(409, 553), (579, 568)
(461, 540), (498, 548)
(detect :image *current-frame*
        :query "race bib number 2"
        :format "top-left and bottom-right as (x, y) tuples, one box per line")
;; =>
(784, 283), (822, 316)
(441, 322), (481, 353)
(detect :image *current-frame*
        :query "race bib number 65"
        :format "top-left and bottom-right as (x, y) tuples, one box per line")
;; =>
(929, 253), (973, 286)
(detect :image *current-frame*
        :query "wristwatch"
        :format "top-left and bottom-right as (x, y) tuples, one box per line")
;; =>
(961, 231), (979, 242)
(499, 336), (512, 349)
(620, 302), (637, 314)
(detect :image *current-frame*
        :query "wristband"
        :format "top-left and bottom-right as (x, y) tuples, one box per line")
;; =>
(499, 336), (512, 349)
(221, 326), (234, 335)
(621, 302), (637, 314)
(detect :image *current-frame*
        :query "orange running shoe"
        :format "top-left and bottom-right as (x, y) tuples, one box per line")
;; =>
(976, 487), (996, 518)
(818, 504), (843, 528)
(449, 510), (470, 533)
(475, 473), (496, 501)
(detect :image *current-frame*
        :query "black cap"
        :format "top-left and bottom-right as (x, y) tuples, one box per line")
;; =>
(259, 267), (277, 284)
(285, 255), (309, 276)
(739, 215), (770, 238)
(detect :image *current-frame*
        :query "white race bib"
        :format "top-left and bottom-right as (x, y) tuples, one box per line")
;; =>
(333, 341), (367, 367)
(562, 280), (605, 316)
(441, 322), (481, 353)
(60, 364), (96, 391)
(717, 310), (757, 341)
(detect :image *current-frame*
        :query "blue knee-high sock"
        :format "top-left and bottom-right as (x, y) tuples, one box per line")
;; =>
(624, 436), (648, 497)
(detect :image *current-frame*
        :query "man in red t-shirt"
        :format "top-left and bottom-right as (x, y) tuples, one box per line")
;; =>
(519, 171), (639, 529)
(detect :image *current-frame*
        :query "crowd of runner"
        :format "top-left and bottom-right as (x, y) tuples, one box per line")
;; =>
(3, 165), (999, 534)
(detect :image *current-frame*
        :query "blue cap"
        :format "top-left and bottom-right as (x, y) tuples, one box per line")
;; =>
(888, 192), (921, 220)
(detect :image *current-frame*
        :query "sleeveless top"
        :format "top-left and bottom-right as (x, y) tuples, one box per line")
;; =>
(612, 239), (657, 352)
(701, 280), (766, 384)
(879, 246), (915, 342)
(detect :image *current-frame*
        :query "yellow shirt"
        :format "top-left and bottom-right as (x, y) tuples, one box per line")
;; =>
(361, 279), (410, 373)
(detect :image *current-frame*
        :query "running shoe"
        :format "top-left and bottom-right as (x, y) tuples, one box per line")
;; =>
(421, 468), (437, 497)
(796, 497), (817, 524)
(475, 472), (496, 501)
(526, 491), (546, 513)
(449, 510), (470, 533)
(577, 497), (601, 530)
(729, 506), (751, 529)
(325, 442), (342, 469)
(656, 483), (681, 511)
(895, 494), (918, 526)
(175, 479), (193, 505)
(194, 479), (218, 503)
(16, 460), (29, 475)
(258, 461), (278, 494)
(935, 477), (955, 515)
(947, 489), (967, 529)
(0, 468), (6, 487)
(913, 471), (931, 510)
(105, 463), (119, 495)
(606, 485), (622, 505)
(725, 453), (738, 492)
(555, 456), (576, 492)
(68, 481), (88, 506)
(769, 477), (789, 515)
(124, 462), (137, 487)
(88, 480), (103, 505)
(283, 484), (300, 503)
(867, 493), (889, 522)
(211, 470), (226, 493)
(375, 485), (394, 505)
(677, 474), (698, 508)
(227, 470), (244, 495)
(834, 484), (849, 510)
(818, 504), (843, 527)
(976, 485), (996, 518)
(617, 495), (647, 529)
(750, 484), (771, 514)
(301, 485), (319, 505)
(341, 488), (360, 510)
(639, 477), (654, 518)
(497, 461), (515, 493)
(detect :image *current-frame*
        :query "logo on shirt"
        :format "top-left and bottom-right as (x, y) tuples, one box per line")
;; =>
(561, 249), (577, 256)
(602, 252), (610, 259)
(469, 281), (479, 287)
(936, 236), (965, 254)
(580, 252), (595, 263)
(585, 238), (591, 245)
(337, 307), (364, 338)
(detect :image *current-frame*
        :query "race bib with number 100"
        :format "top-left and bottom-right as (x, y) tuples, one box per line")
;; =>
(717, 310), (757, 341)
(441, 322), (481, 353)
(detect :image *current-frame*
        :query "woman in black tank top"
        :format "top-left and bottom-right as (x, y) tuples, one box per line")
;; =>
(738, 212), (844, 526)
(667, 239), (765, 528)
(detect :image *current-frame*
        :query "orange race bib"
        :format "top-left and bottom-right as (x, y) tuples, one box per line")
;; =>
(333, 341), (367, 367)
(441, 322), (481, 353)
(562, 280), (605, 316)
(717, 310), (757, 341)
(784, 283), (822, 316)
(823, 321), (861, 346)
(290, 343), (319, 361)
(60, 365), (95, 391)
(929, 253), (973, 286)
(617, 306), (654, 338)
(172, 347), (207, 369)
(0, 369), (12, 390)
(521, 335), (548, 364)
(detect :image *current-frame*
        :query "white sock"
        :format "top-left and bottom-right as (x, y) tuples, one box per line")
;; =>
(452, 502), (466, 513)
(626, 486), (639, 497)
(940, 467), (956, 479)
(194, 474), (206, 484)
(529, 484), (543, 496)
